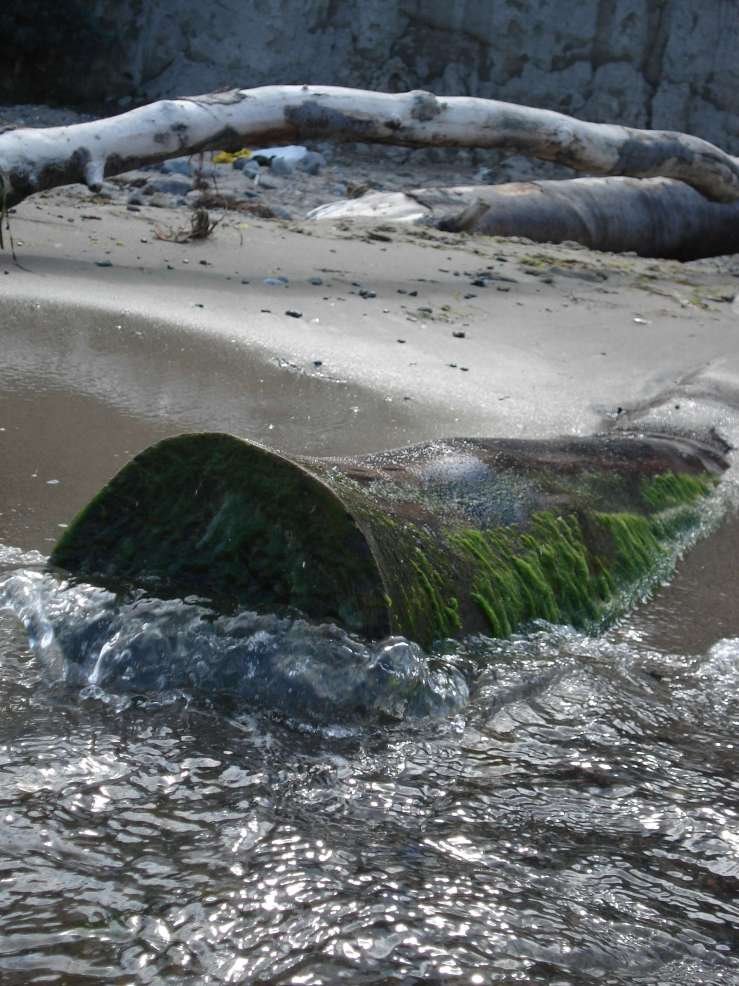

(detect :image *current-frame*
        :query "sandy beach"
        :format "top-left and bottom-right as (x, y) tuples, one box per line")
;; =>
(3, 169), (739, 553)
(2, 137), (739, 985)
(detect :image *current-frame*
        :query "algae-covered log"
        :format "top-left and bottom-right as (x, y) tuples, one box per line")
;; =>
(50, 433), (726, 647)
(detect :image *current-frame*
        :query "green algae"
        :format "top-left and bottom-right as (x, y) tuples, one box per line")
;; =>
(641, 471), (715, 511)
(453, 487), (713, 639)
(52, 433), (390, 636)
(452, 512), (610, 637)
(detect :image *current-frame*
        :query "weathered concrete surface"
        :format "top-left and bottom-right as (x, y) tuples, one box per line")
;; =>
(3, 1), (738, 153)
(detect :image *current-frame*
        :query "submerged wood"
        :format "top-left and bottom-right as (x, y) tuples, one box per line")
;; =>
(51, 432), (726, 648)
(2, 85), (739, 210)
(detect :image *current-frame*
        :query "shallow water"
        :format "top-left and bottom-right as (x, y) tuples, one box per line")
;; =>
(1, 538), (738, 985)
(1, 298), (738, 983)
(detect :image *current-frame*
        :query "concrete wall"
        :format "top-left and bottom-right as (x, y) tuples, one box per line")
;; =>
(3, 1), (738, 152)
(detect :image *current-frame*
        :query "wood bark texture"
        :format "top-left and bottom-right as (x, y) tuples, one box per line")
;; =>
(2, 85), (739, 210)
(310, 177), (739, 260)
(432, 177), (739, 260)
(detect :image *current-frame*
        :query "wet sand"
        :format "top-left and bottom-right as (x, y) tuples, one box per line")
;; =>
(2, 193), (739, 648)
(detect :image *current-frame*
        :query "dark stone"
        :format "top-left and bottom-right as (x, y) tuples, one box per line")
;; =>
(145, 176), (193, 196)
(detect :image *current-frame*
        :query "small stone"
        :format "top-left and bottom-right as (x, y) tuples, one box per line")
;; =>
(285, 309), (303, 318)
(160, 158), (192, 177)
(297, 151), (326, 175)
(235, 159), (261, 178)
(256, 174), (282, 190)
(313, 360), (323, 366)
(95, 260), (113, 267)
(452, 331), (466, 338)
(470, 278), (487, 287)
(271, 156), (295, 177)
(149, 192), (178, 209)
(145, 175), (193, 196)
(397, 339), (406, 344)
(359, 288), (376, 299)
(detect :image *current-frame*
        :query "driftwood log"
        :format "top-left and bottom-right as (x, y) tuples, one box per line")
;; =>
(2, 85), (739, 258)
(0, 85), (737, 206)
(51, 432), (725, 648)
(311, 177), (739, 261)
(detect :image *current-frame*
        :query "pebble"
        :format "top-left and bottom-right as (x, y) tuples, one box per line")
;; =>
(359, 288), (376, 299)
(298, 151), (326, 176)
(149, 192), (180, 208)
(452, 331), (466, 338)
(145, 176), (192, 196)
(256, 174), (282, 190)
(160, 158), (192, 177)
(271, 156), (295, 177)
(285, 309), (303, 318)
(95, 260), (113, 267)
(234, 159), (261, 178)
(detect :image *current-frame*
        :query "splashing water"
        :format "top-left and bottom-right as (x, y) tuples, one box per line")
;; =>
(0, 542), (737, 984)
(0, 565), (469, 722)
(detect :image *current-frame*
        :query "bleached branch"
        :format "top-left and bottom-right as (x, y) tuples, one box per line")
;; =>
(2, 85), (739, 209)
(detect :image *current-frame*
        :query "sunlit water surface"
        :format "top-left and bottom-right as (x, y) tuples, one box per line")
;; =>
(1, 543), (737, 986)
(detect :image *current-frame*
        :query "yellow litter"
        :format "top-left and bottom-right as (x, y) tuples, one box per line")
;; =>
(212, 149), (252, 164)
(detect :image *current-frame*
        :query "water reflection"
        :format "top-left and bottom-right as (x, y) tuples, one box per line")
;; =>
(1, 549), (738, 984)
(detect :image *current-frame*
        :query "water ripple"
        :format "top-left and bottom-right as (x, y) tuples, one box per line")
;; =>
(0, 556), (737, 984)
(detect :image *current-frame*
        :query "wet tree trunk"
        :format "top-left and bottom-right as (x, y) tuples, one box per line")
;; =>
(51, 432), (726, 647)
